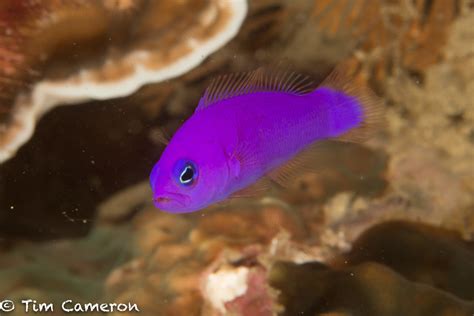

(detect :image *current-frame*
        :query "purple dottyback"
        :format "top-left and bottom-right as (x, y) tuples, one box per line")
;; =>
(150, 66), (382, 213)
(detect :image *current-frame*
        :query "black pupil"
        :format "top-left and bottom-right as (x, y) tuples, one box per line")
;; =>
(180, 165), (194, 183)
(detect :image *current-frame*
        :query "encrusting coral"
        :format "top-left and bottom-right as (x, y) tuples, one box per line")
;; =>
(0, 0), (247, 163)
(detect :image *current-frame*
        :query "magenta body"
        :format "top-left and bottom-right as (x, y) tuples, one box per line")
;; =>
(150, 87), (362, 213)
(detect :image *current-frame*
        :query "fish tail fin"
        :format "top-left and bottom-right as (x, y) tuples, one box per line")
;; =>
(312, 65), (384, 143)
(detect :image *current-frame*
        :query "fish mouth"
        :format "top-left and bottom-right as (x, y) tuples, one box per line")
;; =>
(153, 191), (188, 209)
(154, 196), (172, 203)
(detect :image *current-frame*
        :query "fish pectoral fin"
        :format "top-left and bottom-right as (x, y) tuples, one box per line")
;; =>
(150, 128), (170, 145)
(267, 140), (339, 188)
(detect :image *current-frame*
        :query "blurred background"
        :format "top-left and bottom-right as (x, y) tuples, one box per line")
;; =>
(0, 0), (473, 315)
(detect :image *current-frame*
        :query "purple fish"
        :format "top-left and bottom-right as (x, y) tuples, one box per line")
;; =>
(150, 66), (382, 213)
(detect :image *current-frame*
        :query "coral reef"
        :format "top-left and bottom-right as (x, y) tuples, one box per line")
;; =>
(0, 0), (473, 315)
(0, 0), (247, 163)
(271, 261), (474, 316)
(269, 221), (474, 316)
(0, 226), (133, 316)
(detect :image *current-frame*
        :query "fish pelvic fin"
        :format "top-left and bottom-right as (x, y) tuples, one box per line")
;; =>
(317, 64), (384, 143)
(195, 66), (316, 111)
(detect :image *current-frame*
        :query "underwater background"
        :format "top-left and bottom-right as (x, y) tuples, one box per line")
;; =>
(0, 0), (473, 315)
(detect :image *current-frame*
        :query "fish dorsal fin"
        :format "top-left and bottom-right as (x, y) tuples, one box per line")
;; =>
(196, 67), (315, 111)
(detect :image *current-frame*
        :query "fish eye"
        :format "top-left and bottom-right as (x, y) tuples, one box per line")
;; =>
(179, 162), (197, 186)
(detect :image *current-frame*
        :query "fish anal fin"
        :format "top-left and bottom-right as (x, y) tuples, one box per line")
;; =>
(268, 141), (336, 188)
(196, 66), (316, 111)
(320, 64), (384, 143)
(230, 177), (272, 199)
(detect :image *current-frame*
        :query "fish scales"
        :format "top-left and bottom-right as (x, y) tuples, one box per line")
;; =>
(150, 66), (382, 213)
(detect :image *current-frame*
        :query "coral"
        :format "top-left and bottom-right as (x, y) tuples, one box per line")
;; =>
(100, 202), (307, 315)
(341, 221), (474, 301)
(0, 226), (133, 315)
(271, 261), (474, 316)
(0, 0), (248, 163)
(0, 1), (473, 315)
(384, 8), (474, 185)
(269, 221), (474, 316)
